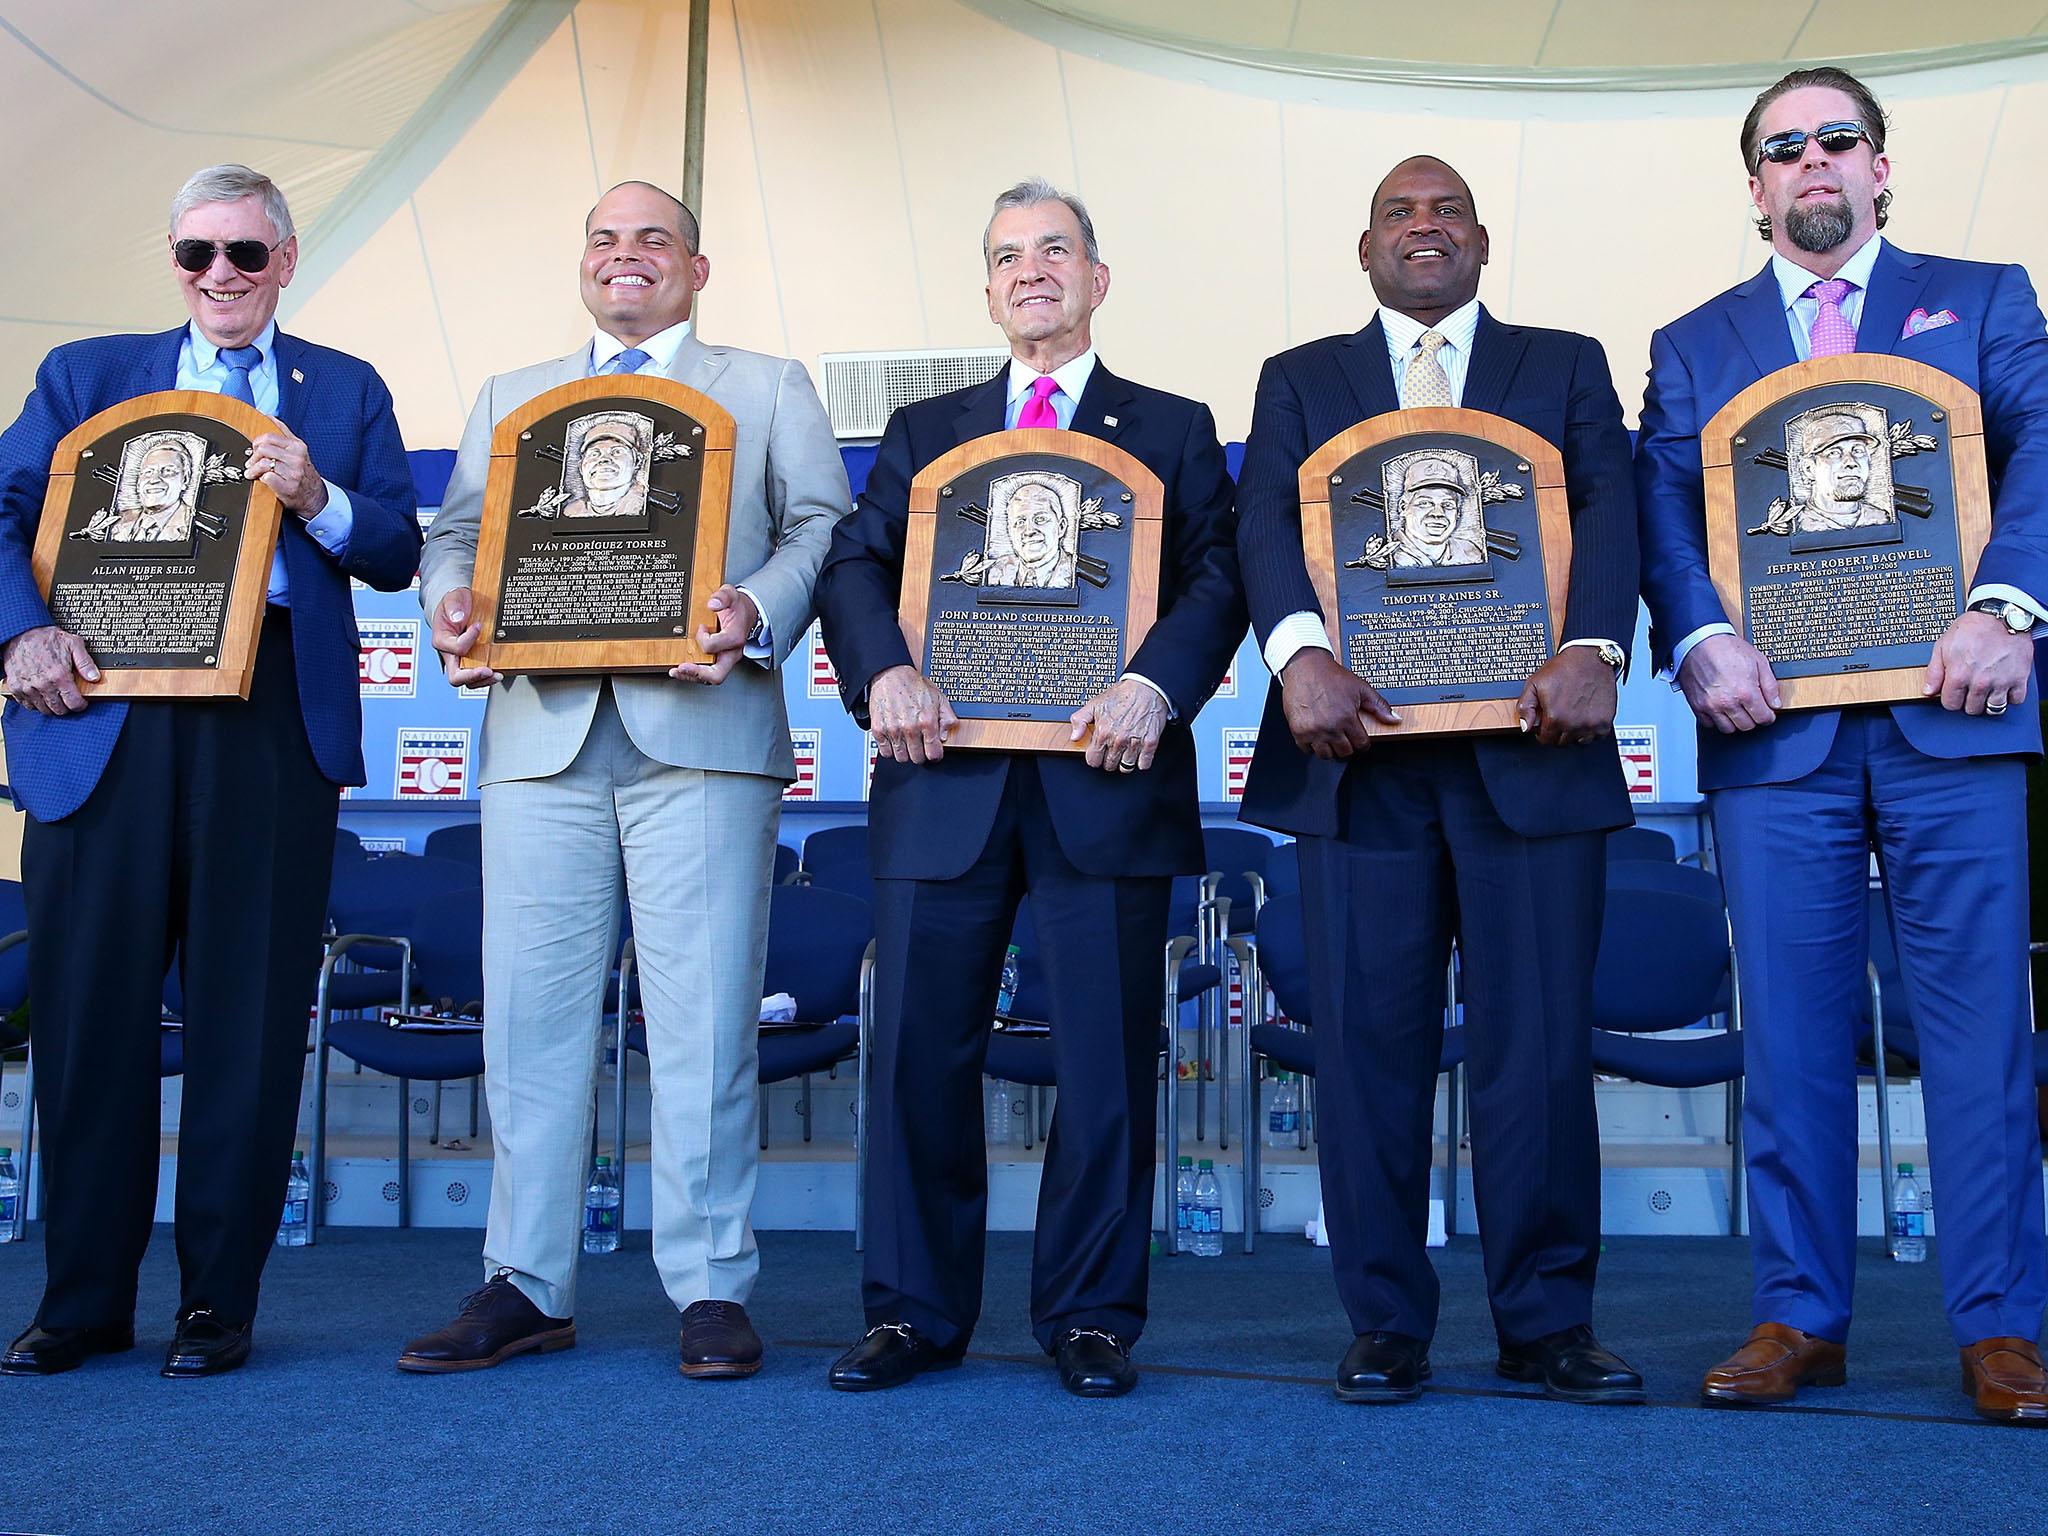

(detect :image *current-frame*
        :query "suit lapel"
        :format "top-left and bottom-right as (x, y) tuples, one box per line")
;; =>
(139, 326), (186, 396)
(1338, 319), (1400, 421)
(952, 369), (1009, 447)
(1724, 263), (1799, 379)
(1070, 361), (1135, 444)
(670, 332), (731, 393)
(272, 331), (308, 431)
(1462, 308), (1526, 417)
(1860, 243), (1934, 356)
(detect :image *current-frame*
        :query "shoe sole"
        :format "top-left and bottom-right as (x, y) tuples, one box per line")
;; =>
(1335, 1363), (1431, 1404)
(1495, 1360), (1646, 1406)
(828, 1355), (965, 1392)
(1061, 1376), (1137, 1399)
(0, 1338), (136, 1377)
(396, 1325), (577, 1374)
(162, 1350), (251, 1379)
(680, 1357), (763, 1380)
(1961, 1366), (2048, 1423)
(1700, 1365), (1846, 1408)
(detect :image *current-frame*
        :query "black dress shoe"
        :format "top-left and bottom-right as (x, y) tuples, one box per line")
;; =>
(161, 1309), (253, 1378)
(827, 1321), (965, 1392)
(1496, 1323), (1646, 1405)
(1336, 1331), (1431, 1403)
(679, 1299), (762, 1379)
(0, 1320), (135, 1376)
(1055, 1327), (1137, 1398)
(397, 1270), (576, 1373)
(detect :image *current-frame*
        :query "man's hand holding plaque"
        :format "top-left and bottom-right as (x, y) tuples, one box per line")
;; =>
(1676, 632), (1781, 735)
(245, 426), (327, 518)
(870, 662), (959, 764)
(1279, 647), (1401, 760)
(1924, 608), (2032, 716)
(1514, 645), (1618, 747)
(430, 586), (502, 689)
(1, 625), (102, 716)
(670, 583), (758, 686)
(1069, 675), (1168, 773)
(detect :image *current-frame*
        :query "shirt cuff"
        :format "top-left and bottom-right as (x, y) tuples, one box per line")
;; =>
(1667, 622), (1735, 684)
(305, 483), (353, 557)
(1966, 583), (2048, 634)
(1119, 670), (1176, 721)
(1263, 610), (1335, 677)
(736, 584), (774, 668)
(1560, 637), (1623, 668)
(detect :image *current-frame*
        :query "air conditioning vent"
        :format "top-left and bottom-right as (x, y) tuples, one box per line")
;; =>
(818, 348), (1009, 439)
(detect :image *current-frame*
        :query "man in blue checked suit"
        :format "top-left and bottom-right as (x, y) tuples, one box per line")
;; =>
(1237, 155), (1644, 1408)
(1637, 68), (2048, 1422)
(0, 164), (420, 1378)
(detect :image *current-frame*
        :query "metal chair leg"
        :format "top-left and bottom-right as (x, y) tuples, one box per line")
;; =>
(1228, 936), (1257, 1254)
(13, 1050), (33, 1242)
(397, 1075), (412, 1230)
(855, 941), (874, 1253)
(468, 1076), (479, 1139)
(800, 1072), (814, 1143)
(613, 944), (635, 1230)
(1161, 935), (1192, 1256)
(431, 1079), (443, 1146)
(1868, 962), (1897, 1258)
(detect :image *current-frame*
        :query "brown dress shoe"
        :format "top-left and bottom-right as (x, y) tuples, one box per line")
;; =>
(1700, 1322), (1846, 1407)
(1959, 1337), (2048, 1424)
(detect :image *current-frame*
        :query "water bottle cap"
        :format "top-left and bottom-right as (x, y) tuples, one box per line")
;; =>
(1006, 944), (1020, 956)
(1178, 1156), (1193, 1168)
(1198, 1159), (1214, 1170)
(1898, 1162), (1914, 1175)
(595, 1155), (612, 1167)
(0, 1147), (10, 1157)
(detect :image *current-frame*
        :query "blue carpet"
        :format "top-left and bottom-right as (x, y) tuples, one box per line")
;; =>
(0, 1225), (2038, 1534)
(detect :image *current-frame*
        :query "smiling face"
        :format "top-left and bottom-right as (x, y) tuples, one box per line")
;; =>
(1360, 158), (1488, 326)
(580, 433), (637, 495)
(984, 201), (1109, 365)
(581, 183), (709, 345)
(171, 195), (294, 350)
(1749, 85), (1889, 263)
(136, 444), (192, 513)
(1403, 485), (1459, 546)
(1007, 483), (1064, 563)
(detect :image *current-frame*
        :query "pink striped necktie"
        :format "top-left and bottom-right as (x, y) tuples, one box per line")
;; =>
(1805, 279), (1858, 357)
(1017, 375), (1060, 429)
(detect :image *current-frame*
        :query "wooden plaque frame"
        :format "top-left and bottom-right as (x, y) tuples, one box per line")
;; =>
(465, 375), (735, 675)
(900, 429), (1163, 752)
(1703, 355), (1989, 710)
(32, 390), (284, 699)
(1300, 407), (1572, 735)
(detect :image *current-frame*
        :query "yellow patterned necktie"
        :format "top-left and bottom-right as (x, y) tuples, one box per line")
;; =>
(1402, 330), (1453, 409)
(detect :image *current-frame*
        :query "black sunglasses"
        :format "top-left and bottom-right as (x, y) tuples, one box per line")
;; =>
(1755, 121), (1875, 167)
(172, 238), (282, 275)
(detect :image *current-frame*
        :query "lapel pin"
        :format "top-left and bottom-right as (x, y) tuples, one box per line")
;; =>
(1102, 415), (1118, 427)
(291, 368), (304, 383)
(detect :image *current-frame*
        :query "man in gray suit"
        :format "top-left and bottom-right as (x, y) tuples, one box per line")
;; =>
(398, 181), (849, 1378)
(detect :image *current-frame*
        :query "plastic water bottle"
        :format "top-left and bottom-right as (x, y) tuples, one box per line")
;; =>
(1266, 1073), (1301, 1148)
(0, 1148), (18, 1242)
(1174, 1155), (1195, 1250)
(582, 1155), (622, 1253)
(275, 1151), (311, 1247)
(1194, 1159), (1223, 1258)
(1890, 1162), (1927, 1263)
(987, 1080), (1018, 1147)
(996, 945), (1021, 1017)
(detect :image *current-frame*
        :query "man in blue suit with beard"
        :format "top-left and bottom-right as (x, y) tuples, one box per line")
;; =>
(1237, 154), (1643, 1408)
(0, 164), (419, 1378)
(815, 179), (1243, 1398)
(1636, 67), (2048, 1422)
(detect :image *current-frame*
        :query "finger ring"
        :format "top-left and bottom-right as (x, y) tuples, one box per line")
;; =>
(1988, 699), (2009, 715)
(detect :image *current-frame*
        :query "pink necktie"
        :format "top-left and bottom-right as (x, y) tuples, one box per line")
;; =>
(1805, 278), (1858, 357)
(1017, 375), (1060, 429)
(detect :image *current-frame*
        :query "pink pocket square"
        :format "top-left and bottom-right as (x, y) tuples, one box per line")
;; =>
(1902, 307), (1961, 338)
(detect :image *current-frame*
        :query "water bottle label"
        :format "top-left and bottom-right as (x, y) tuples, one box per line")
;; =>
(1176, 1206), (1189, 1232)
(0, 1196), (14, 1224)
(585, 1204), (617, 1233)
(283, 1199), (308, 1225)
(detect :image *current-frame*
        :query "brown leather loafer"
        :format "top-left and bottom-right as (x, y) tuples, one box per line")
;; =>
(1701, 1322), (1846, 1407)
(1960, 1337), (2048, 1424)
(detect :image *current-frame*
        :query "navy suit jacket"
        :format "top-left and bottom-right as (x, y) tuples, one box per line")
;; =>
(1636, 243), (2048, 790)
(814, 362), (1245, 880)
(0, 326), (421, 821)
(1236, 309), (1640, 839)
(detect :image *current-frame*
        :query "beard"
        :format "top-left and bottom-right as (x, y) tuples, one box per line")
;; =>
(1784, 195), (1855, 254)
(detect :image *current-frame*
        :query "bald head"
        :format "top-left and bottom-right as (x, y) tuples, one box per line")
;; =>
(586, 181), (699, 252)
(1358, 155), (1489, 326)
(1370, 156), (1476, 221)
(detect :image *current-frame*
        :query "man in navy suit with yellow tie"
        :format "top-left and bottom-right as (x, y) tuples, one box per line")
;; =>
(0, 164), (419, 1377)
(1237, 156), (1644, 1406)
(1637, 67), (2048, 1422)
(815, 180), (1243, 1397)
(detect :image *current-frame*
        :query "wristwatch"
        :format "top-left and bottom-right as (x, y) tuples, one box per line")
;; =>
(1968, 597), (2034, 635)
(1588, 639), (1627, 673)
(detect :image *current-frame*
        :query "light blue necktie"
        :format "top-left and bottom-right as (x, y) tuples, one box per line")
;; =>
(603, 347), (652, 376)
(219, 344), (262, 405)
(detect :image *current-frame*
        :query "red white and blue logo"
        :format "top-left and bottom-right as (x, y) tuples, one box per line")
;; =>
(1616, 724), (1657, 803)
(863, 732), (879, 799)
(1222, 727), (1259, 803)
(806, 624), (840, 698)
(396, 728), (471, 799)
(785, 729), (821, 801)
(358, 619), (419, 698)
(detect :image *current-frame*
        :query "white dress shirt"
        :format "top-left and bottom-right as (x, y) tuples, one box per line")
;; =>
(177, 320), (353, 606)
(1262, 299), (1620, 679)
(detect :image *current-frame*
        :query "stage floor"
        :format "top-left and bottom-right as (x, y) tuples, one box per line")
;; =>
(0, 1226), (2032, 1534)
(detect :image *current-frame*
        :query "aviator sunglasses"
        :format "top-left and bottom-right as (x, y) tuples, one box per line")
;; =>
(1754, 120), (1875, 167)
(171, 238), (283, 274)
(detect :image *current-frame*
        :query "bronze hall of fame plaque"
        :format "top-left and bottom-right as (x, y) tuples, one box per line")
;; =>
(31, 390), (284, 699)
(465, 375), (734, 675)
(899, 429), (1163, 752)
(1703, 354), (1990, 710)
(1299, 407), (1572, 736)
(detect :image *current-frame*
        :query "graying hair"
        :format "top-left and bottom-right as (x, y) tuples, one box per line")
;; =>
(169, 164), (295, 243)
(982, 179), (1100, 269)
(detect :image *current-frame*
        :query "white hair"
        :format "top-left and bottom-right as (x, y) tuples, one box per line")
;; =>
(983, 178), (1100, 269)
(169, 164), (295, 243)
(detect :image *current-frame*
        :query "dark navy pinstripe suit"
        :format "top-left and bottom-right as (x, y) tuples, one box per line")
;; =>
(1237, 310), (1638, 1345)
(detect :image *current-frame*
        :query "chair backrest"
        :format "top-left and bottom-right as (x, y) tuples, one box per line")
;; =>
(764, 885), (871, 1022)
(773, 843), (801, 885)
(1591, 861), (1730, 1035)
(1254, 894), (1314, 1025)
(409, 887), (486, 1010)
(1204, 826), (1276, 911)
(327, 854), (481, 971)
(0, 879), (27, 1016)
(1605, 825), (1678, 863)
(1262, 842), (1300, 900)
(423, 822), (483, 869)
(801, 825), (872, 903)
(334, 826), (367, 866)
